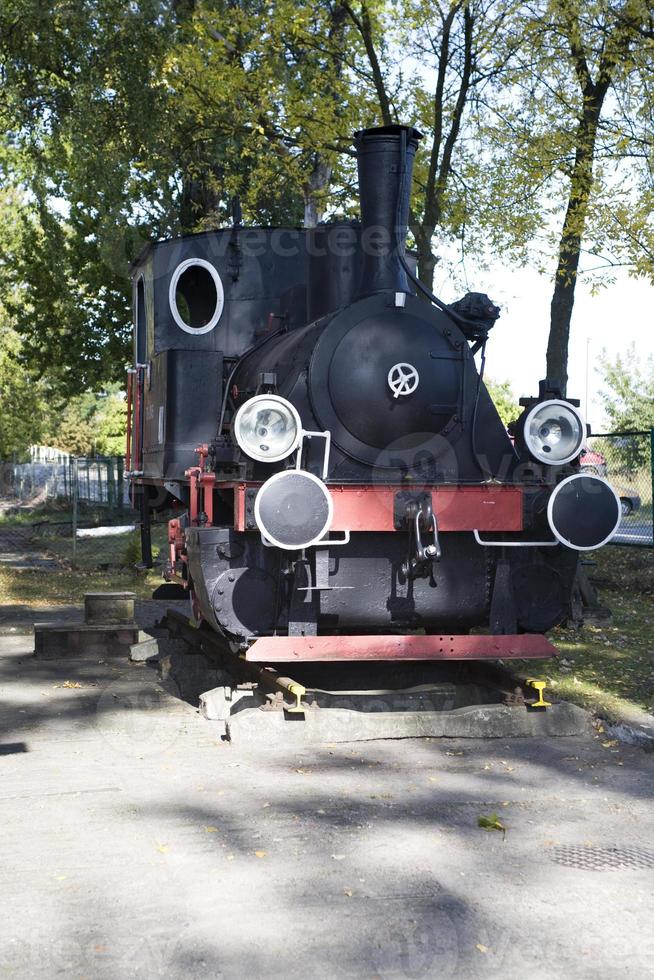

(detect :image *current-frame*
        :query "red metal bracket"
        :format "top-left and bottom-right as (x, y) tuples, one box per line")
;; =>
(125, 368), (135, 472)
(246, 633), (557, 663)
(164, 518), (187, 584)
(185, 445), (215, 526)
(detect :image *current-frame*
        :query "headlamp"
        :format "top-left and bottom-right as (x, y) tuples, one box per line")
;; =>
(233, 395), (301, 463)
(523, 399), (585, 465)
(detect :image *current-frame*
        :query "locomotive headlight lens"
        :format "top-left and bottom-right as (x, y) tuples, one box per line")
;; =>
(233, 395), (302, 463)
(524, 399), (585, 465)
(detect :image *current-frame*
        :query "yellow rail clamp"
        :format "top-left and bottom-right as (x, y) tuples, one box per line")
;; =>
(285, 682), (307, 713)
(525, 678), (551, 709)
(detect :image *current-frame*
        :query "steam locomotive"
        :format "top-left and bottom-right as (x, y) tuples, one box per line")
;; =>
(127, 125), (620, 665)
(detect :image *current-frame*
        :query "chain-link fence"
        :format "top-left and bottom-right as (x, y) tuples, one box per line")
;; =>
(0, 456), (128, 508)
(585, 430), (653, 546)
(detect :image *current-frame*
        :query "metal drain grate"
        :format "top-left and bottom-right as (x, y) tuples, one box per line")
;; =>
(548, 844), (654, 871)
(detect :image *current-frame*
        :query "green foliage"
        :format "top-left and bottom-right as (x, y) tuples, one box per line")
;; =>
(0, 326), (51, 459)
(122, 531), (144, 568)
(599, 346), (654, 433)
(598, 346), (654, 468)
(44, 387), (127, 457)
(484, 378), (520, 428)
(0, 0), (176, 394)
(0, 191), (53, 459)
(95, 390), (128, 456)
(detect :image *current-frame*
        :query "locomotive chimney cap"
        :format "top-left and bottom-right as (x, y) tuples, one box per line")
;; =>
(354, 124), (423, 144)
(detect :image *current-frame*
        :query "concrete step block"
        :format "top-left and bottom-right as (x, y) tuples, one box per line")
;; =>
(84, 592), (136, 626)
(129, 633), (160, 663)
(34, 622), (140, 660)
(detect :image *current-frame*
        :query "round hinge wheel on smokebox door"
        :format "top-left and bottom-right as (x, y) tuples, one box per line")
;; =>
(254, 470), (333, 550)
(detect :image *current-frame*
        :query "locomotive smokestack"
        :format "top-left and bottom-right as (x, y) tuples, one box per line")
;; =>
(354, 124), (422, 297)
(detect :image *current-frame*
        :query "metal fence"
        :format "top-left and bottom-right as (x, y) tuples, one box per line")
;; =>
(586, 430), (653, 546)
(0, 456), (128, 508)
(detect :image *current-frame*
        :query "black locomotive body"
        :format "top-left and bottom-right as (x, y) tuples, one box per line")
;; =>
(128, 125), (620, 663)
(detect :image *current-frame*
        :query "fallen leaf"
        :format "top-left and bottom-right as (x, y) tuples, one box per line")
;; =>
(344, 889), (353, 897)
(255, 850), (267, 858)
(602, 739), (618, 748)
(204, 826), (219, 833)
(476, 943), (488, 954)
(477, 813), (506, 837)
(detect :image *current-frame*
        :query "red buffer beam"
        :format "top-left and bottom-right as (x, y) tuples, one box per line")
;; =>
(246, 633), (557, 663)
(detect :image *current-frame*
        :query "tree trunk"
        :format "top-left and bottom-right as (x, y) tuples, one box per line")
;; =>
(179, 171), (221, 233)
(547, 237), (582, 394)
(546, 108), (602, 394)
(303, 156), (332, 227)
(413, 224), (438, 290)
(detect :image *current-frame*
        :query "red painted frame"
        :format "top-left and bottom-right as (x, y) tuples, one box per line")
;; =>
(246, 633), (556, 662)
(230, 483), (522, 533)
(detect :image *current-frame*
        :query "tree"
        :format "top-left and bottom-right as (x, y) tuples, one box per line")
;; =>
(1, 0), (652, 404)
(43, 387), (128, 457)
(0, 1), (179, 394)
(0, 0), (372, 393)
(484, 377), (520, 427)
(0, 327), (51, 459)
(490, 0), (654, 393)
(597, 346), (653, 469)
(342, 0), (526, 288)
(543, 1), (652, 391)
(95, 388), (128, 456)
(599, 346), (654, 432)
(165, 0), (370, 228)
(0, 188), (53, 459)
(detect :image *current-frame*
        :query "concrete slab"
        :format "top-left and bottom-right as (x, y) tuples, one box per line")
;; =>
(225, 700), (592, 744)
(1, 625), (653, 980)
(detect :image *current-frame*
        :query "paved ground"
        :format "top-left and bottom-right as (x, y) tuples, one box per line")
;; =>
(1, 624), (653, 979)
(0, 524), (61, 571)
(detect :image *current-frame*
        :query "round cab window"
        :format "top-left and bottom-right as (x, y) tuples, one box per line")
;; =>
(169, 258), (224, 335)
